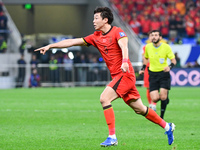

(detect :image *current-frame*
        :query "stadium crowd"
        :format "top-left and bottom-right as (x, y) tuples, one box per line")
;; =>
(110, 0), (200, 41)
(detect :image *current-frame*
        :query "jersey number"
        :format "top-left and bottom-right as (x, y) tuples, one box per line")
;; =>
(104, 46), (108, 54)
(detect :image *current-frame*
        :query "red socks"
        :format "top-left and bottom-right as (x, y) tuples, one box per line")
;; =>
(145, 107), (166, 128)
(146, 88), (151, 104)
(103, 105), (167, 135)
(147, 89), (156, 105)
(103, 105), (115, 135)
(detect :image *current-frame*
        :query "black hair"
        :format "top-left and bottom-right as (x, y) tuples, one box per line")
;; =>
(94, 7), (113, 24)
(149, 30), (162, 37)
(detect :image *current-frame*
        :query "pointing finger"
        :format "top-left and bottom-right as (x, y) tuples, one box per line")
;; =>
(34, 48), (41, 51)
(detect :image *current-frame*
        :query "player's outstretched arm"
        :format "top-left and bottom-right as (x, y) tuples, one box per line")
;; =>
(34, 38), (85, 55)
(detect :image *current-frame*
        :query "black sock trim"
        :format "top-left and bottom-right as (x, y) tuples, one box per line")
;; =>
(144, 106), (149, 116)
(103, 104), (112, 110)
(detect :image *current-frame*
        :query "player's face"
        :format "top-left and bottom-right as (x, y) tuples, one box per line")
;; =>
(148, 33), (153, 42)
(151, 32), (161, 44)
(93, 13), (107, 30)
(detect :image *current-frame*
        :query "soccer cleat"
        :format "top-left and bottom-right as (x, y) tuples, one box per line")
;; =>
(165, 123), (175, 145)
(100, 137), (118, 147)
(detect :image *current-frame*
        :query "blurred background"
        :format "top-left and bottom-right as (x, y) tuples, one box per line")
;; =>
(0, 0), (200, 88)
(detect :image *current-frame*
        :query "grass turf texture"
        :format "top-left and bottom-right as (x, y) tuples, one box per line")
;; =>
(0, 87), (199, 150)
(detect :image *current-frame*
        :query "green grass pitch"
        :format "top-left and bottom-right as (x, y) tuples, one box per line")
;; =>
(0, 87), (200, 150)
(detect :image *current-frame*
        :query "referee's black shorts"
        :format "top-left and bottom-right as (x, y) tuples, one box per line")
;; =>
(149, 70), (171, 92)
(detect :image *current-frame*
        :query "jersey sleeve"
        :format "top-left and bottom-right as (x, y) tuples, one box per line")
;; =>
(82, 34), (95, 47)
(166, 44), (175, 59)
(115, 27), (127, 41)
(144, 44), (149, 58)
(142, 46), (146, 55)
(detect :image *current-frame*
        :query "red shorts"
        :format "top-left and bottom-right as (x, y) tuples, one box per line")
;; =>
(108, 72), (140, 104)
(143, 63), (150, 88)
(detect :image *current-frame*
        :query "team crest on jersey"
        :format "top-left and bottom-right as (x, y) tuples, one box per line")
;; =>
(103, 39), (107, 43)
(119, 32), (125, 37)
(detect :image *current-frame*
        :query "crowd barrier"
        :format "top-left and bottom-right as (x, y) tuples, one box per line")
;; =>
(0, 63), (143, 88)
(1, 63), (199, 89)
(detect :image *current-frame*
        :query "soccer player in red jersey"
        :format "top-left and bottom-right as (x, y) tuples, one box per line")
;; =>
(35, 7), (175, 147)
(142, 33), (157, 111)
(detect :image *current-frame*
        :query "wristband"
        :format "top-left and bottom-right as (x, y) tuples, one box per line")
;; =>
(169, 63), (175, 69)
(122, 58), (129, 63)
(141, 64), (146, 71)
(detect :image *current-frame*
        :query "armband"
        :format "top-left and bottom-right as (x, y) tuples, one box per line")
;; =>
(141, 64), (146, 71)
(122, 58), (129, 63)
(169, 63), (175, 69)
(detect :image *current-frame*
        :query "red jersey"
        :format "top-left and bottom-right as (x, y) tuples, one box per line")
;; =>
(143, 46), (150, 88)
(151, 21), (161, 30)
(185, 20), (195, 36)
(142, 46), (150, 68)
(140, 19), (151, 34)
(83, 26), (134, 78)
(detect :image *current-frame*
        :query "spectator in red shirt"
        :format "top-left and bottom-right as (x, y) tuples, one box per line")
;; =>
(123, 13), (131, 24)
(140, 14), (151, 36)
(129, 16), (141, 35)
(168, 3), (180, 16)
(137, 11), (146, 22)
(188, 5), (197, 19)
(143, 5), (152, 16)
(152, 2), (165, 18)
(150, 17), (161, 31)
(127, 0), (135, 12)
(161, 17), (169, 38)
(184, 11), (193, 22)
(144, 0), (153, 13)
(116, 2), (126, 17)
(110, 0), (120, 10)
(136, 0), (145, 12)
(185, 16), (195, 37)
(194, 11), (200, 38)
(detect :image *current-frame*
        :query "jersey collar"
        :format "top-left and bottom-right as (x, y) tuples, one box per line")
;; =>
(102, 26), (113, 35)
(153, 43), (162, 49)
